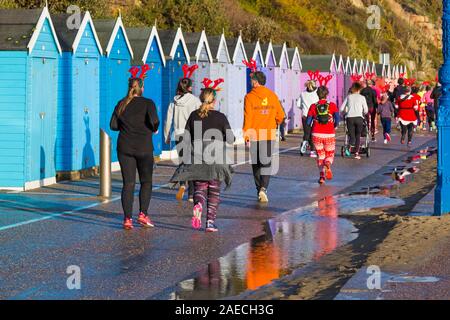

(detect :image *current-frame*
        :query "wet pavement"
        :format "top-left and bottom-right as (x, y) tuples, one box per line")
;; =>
(0, 130), (437, 299)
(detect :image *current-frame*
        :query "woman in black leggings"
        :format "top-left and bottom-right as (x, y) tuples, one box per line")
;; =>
(110, 67), (160, 230)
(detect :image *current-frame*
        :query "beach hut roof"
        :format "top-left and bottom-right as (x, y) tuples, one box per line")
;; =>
(0, 7), (62, 54)
(375, 63), (384, 77)
(158, 28), (190, 63)
(260, 42), (277, 67)
(207, 33), (231, 63)
(287, 47), (302, 71)
(301, 54), (337, 72)
(226, 35), (248, 64)
(272, 43), (290, 69)
(184, 30), (213, 63)
(53, 11), (103, 54)
(94, 16), (134, 59)
(243, 41), (265, 67)
(127, 26), (166, 66)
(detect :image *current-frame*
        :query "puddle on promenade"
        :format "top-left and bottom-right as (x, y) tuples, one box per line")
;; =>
(163, 194), (404, 300)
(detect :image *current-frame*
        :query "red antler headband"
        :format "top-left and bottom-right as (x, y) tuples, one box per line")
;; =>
(182, 64), (199, 79)
(399, 73), (406, 79)
(364, 72), (375, 81)
(307, 70), (320, 82)
(202, 78), (225, 92)
(129, 64), (150, 80)
(317, 74), (333, 87)
(243, 59), (258, 73)
(351, 73), (363, 83)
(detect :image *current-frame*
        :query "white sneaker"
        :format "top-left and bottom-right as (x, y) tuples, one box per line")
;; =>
(384, 139), (388, 144)
(258, 188), (269, 203)
(310, 151), (317, 158)
(300, 141), (308, 154)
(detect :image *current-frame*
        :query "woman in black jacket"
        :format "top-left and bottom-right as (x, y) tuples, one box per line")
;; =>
(111, 67), (160, 230)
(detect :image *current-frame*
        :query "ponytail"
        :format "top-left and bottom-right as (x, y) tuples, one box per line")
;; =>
(197, 88), (216, 119)
(118, 78), (143, 116)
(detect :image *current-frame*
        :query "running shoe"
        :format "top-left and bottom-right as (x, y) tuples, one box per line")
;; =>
(206, 220), (219, 233)
(176, 185), (186, 201)
(310, 151), (318, 158)
(123, 218), (134, 230)
(138, 212), (155, 228)
(192, 203), (203, 230)
(188, 196), (194, 203)
(258, 188), (269, 203)
(300, 141), (308, 154)
(354, 154), (361, 160)
(345, 147), (352, 157)
(384, 139), (388, 144)
(401, 138), (405, 145)
(386, 133), (391, 142)
(324, 162), (333, 180)
(408, 141), (412, 147)
(318, 176), (326, 185)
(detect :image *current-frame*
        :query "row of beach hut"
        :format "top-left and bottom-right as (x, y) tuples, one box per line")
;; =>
(0, 7), (407, 190)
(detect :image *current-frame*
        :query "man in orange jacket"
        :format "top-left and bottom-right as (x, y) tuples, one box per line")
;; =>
(243, 71), (285, 203)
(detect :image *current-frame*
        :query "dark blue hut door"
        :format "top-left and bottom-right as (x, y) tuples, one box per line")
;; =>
(30, 57), (57, 182)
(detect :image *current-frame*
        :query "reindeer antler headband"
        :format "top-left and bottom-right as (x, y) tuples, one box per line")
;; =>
(202, 78), (225, 94)
(351, 73), (363, 83)
(129, 64), (151, 87)
(243, 59), (258, 73)
(317, 74), (333, 87)
(364, 72), (376, 81)
(307, 70), (320, 83)
(182, 64), (199, 79)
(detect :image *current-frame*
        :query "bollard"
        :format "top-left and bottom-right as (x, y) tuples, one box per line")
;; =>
(99, 129), (112, 198)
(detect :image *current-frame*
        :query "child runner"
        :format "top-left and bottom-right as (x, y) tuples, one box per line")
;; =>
(170, 84), (235, 232)
(377, 93), (395, 144)
(307, 86), (340, 185)
(424, 85), (436, 131)
(298, 78), (319, 157)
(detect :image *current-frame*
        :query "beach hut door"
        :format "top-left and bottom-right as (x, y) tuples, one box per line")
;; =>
(30, 57), (57, 182)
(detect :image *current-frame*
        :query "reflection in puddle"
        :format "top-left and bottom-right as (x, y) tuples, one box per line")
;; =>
(168, 196), (359, 300)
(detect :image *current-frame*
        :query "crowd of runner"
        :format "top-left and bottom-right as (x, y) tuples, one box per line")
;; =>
(110, 63), (441, 231)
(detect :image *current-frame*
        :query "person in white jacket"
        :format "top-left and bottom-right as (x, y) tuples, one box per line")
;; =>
(297, 80), (319, 157)
(164, 78), (201, 202)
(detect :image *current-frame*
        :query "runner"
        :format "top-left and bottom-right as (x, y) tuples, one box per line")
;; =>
(377, 93), (395, 144)
(360, 80), (378, 142)
(243, 71), (285, 203)
(424, 85), (436, 131)
(396, 86), (419, 146)
(164, 65), (202, 202)
(170, 84), (235, 232)
(298, 78), (319, 157)
(110, 65), (160, 230)
(340, 82), (369, 160)
(307, 85), (340, 185)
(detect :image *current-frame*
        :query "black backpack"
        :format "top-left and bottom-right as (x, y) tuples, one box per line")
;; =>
(316, 102), (330, 125)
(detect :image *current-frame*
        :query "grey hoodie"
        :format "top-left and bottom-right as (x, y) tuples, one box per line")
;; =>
(164, 93), (201, 142)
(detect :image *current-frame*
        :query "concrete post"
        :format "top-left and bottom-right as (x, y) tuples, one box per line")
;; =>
(99, 129), (112, 199)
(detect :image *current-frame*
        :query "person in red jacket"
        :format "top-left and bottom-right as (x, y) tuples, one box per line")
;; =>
(396, 86), (419, 146)
(307, 86), (340, 185)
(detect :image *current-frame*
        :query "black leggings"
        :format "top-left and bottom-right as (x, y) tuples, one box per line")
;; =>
(118, 152), (154, 219)
(347, 117), (364, 153)
(400, 123), (414, 143)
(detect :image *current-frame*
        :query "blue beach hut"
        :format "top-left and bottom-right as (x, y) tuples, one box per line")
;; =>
(260, 41), (277, 91)
(53, 11), (103, 175)
(208, 33), (231, 114)
(226, 35), (248, 142)
(94, 16), (133, 167)
(127, 25), (166, 157)
(0, 7), (62, 191)
(159, 28), (190, 159)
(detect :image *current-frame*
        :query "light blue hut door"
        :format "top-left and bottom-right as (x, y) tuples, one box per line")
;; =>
(77, 57), (100, 169)
(30, 57), (57, 182)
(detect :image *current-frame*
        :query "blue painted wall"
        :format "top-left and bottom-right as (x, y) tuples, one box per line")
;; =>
(0, 18), (59, 189)
(56, 22), (101, 172)
(99, 27), (132, 163)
